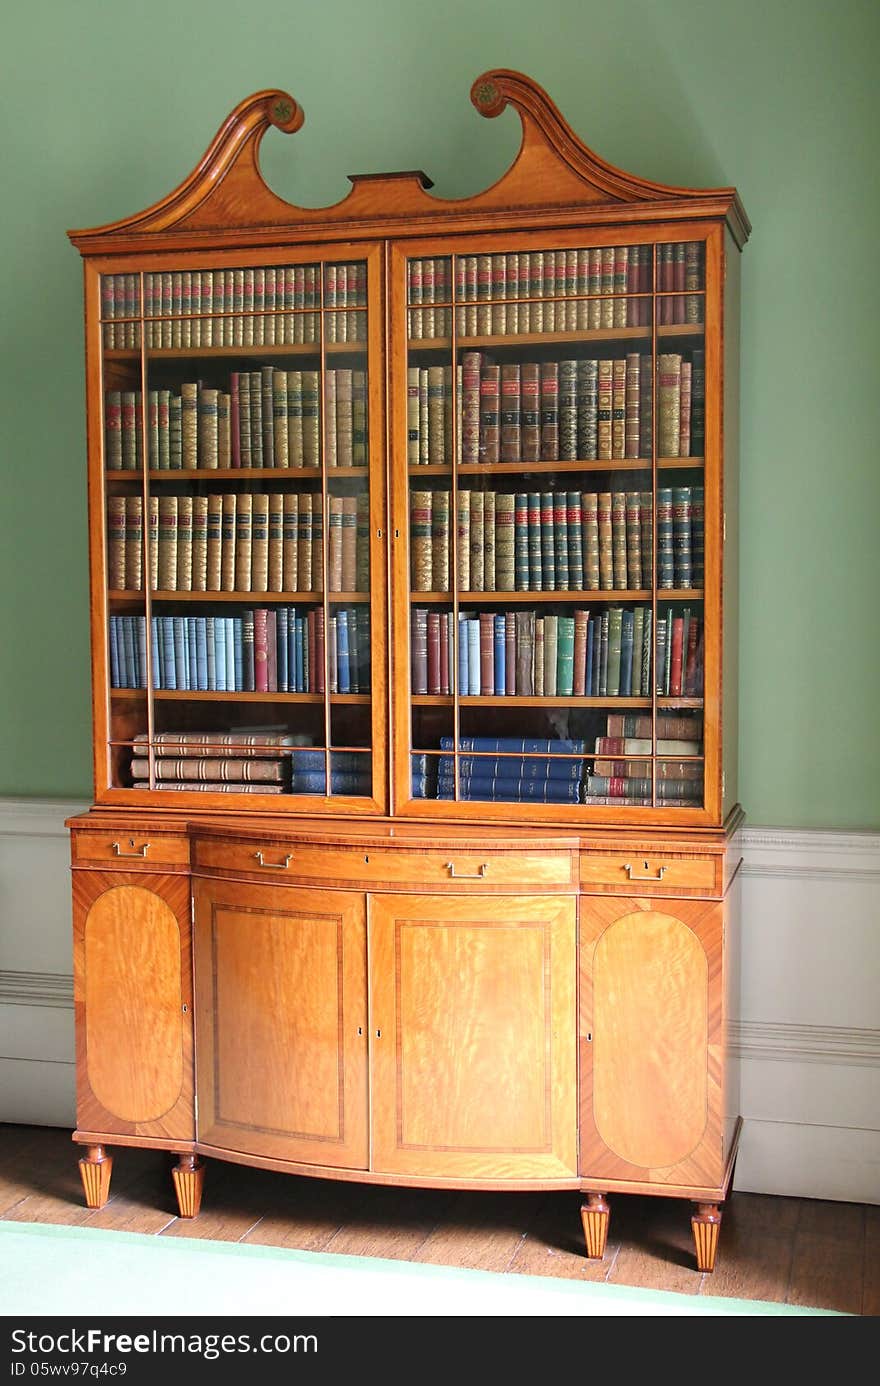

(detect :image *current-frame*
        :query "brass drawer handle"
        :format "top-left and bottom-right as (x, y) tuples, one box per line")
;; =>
(624, 861), (667, 881)
(112, 840), (150, 858)
(255, 852), (292, 870)
(446, 862), (488, 879)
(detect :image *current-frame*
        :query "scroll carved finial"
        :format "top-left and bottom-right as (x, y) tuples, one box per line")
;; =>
(266, 91), (304, 133)
(471, 77), (504, 117)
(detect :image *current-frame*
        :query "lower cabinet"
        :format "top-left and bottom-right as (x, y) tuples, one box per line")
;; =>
(192, 878), (578, 1182)
(579, 894), (736, 1192)
(192, 877), (369, 1169)
(369, 892), (578, 1181)
(72, 870), (194, 1140)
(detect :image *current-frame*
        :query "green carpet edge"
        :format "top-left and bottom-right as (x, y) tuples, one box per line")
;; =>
(0, 1222), (845, 1315)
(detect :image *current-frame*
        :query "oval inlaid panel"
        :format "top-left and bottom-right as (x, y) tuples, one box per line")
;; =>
(593, 910), (707, 1169)
(84, 885), (183, 1123)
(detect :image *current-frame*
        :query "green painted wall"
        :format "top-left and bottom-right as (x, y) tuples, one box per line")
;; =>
(1, 0), (877, 827)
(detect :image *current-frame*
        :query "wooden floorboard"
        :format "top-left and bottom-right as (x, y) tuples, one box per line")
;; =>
(0, 1124), (871, 1314)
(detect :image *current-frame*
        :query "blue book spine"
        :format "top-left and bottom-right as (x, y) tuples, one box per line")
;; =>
(436, 775), (581, 804)
(233, 617), (244, 692)
(205, 617), (215, 692)
(619, 609), (634, 697)
(150, 616), (161, 690)
(358, 609), (370, 690)
(289, 769), (372, 794)
(467, 619), (480, 696)
(337, 609), (351, 694)
(457, 615), (469, 696)
(493, 614), (506, 695)
(294, 616), (305, 692)
(225, 617), (235, 692)
(277, 608), (289, 692)
(346, 609), (357, 693)
(440, 736), (585, 755)
(109, 617), (120, 688)
(193, 620), (207, 691)
(214, 618), (226, 692)
(186, 619), (197, 693)
(161, 616), (176, 691)
(172, 617), (187, 692)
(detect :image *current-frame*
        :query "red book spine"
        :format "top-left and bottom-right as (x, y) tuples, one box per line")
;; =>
(411, 608), (427, 694)
(505, 611), (516, 693)
(540, 362), (559, 461)
(479, 612), (494, 695)
(254, 608), (269, 692)
(573, 609), (588, 695)
(684, 616), (701, 696)
(479, 365), (500, 464)
(669, 616), (685, 696)
(427, 610), (441, 694)
(520, 364), (540, 463)
(439, 611), (450, 695)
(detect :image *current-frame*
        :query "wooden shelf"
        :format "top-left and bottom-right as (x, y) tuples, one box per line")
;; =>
(408, 459), (704, 476)
(140, 467), (365, 481)
(108, 591), (369, 603)
(412, 695), (653, 708)
(410, 590), (703, 603)
(408, 324), (704, 350)
(104, 340), (367, 361)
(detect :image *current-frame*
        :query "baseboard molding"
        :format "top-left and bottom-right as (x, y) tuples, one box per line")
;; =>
(0, 801), (877, 1202)
(733, 1120), (880, 1206)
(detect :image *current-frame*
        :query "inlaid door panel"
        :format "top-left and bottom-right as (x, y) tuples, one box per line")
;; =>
(72, 870), (194, 1139)
(193, 878), (368, 1168)
(580, 895), (726, 1188)
(369, 892), (577, 1180)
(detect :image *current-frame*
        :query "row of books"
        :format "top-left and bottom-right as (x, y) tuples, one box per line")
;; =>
(101, 264), (368, 349)
(409, 733), (702, 805)
(105, 367), (368, 472)
(109, 607), (371, 694)
(407, 350), (704, 467)
(127, 739), (372, 796)
(410, 486), (704, 593)
(406, 242), (705, 339)
(411, 606), (703, 699)
(108, 492), (369, 594)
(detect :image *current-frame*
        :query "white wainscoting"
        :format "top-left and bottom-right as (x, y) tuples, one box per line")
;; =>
(0, 801), (877, 1204)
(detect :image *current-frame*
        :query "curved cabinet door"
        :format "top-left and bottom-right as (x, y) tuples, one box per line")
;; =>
(369, 892), (577, 1181)
(193, 877), (369, 1170)
(580, 896), (729, 1191)
(72, 871), (194, 1140)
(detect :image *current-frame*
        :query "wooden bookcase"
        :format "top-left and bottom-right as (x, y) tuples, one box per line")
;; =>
(67, 70), (749, 1271)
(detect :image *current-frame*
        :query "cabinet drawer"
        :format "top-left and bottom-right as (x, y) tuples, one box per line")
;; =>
(72, 830), (190, 872)
(579, 852), (720, 896)
(194, 837), (575, 890)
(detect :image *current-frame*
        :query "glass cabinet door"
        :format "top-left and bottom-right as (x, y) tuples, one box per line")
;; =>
(97, 247), (384, 808)
(395, 233), (709, 817)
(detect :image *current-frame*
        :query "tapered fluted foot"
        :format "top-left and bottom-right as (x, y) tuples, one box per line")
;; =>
(580, 1192), (610, 1259)
(172, 1153), (205, 1218)
(78, 1145), (113, 1209)
(692, 1202), (722, 1271)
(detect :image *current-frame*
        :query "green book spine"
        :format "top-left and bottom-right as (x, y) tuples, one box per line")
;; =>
(514, 493), (529, 591)
(556, 615), (575, 696)
(606, 607), (623, 697)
